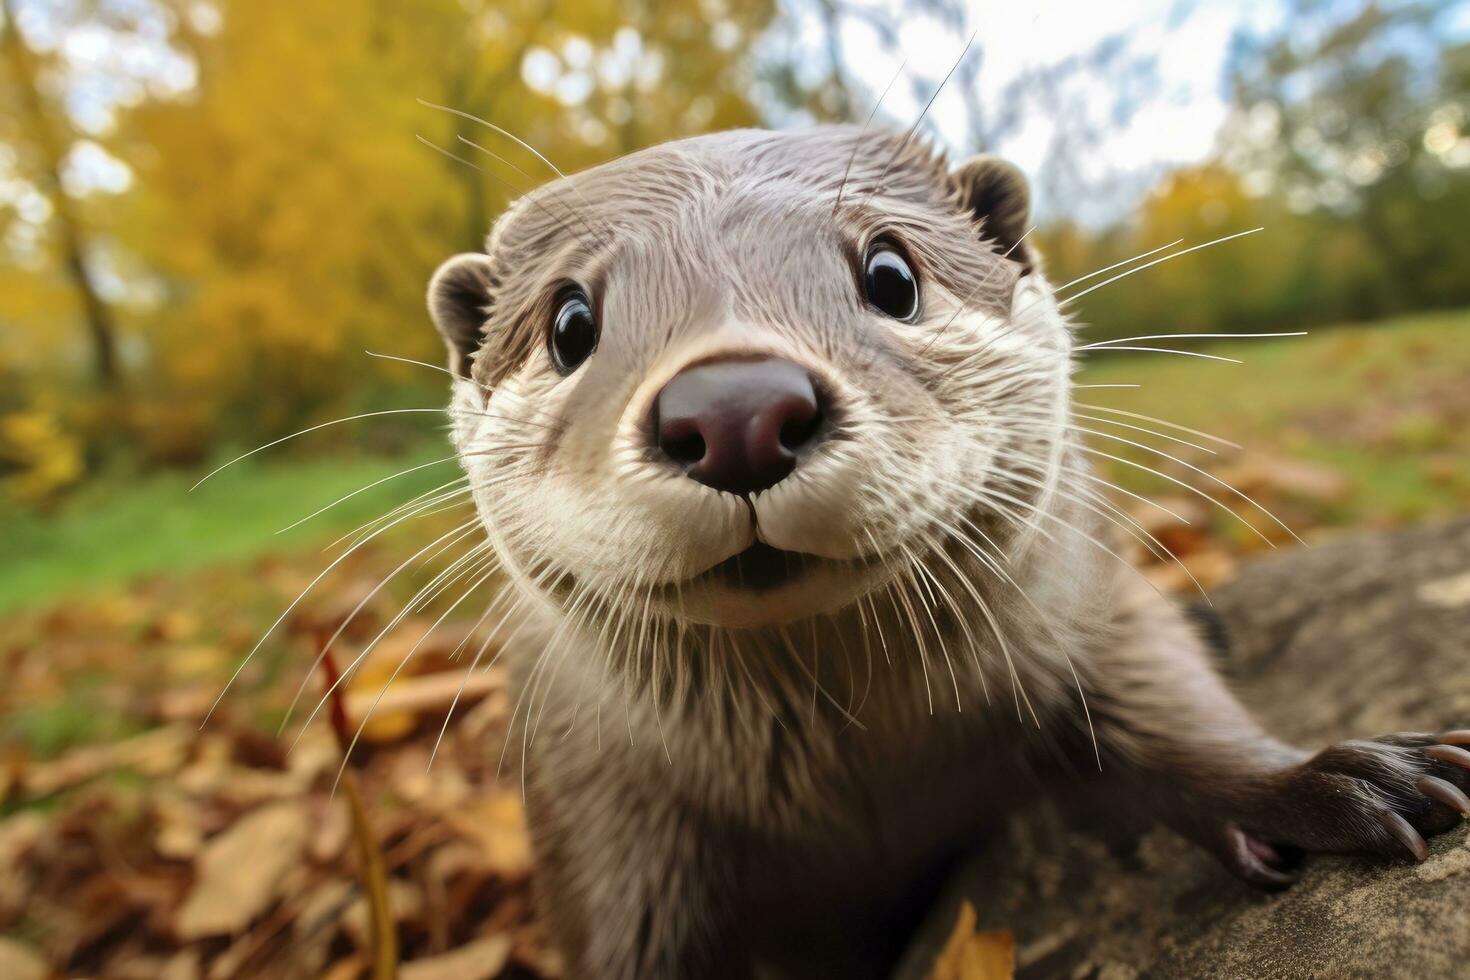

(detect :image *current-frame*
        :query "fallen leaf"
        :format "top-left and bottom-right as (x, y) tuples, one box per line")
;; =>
(22, 724), (190, 797)
(401, 935), (513, 980)
(0, 937), (48, 980)
(174, 801), (309, 939)
(927, 901), (1015, 980)
(346, 666), (504, 744)
(320, 953), (366, 980)
(1214, 454), (1349, 503)
(446, 791), (533, 879)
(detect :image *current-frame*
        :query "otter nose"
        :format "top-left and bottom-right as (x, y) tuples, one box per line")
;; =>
(653, 356), (824, 494)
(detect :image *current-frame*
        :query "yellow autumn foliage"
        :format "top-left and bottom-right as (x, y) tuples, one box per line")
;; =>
(0, 406), (84, 504)
(4, 0), (775, 467)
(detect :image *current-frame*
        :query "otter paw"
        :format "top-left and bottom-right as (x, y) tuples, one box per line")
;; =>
(1258, 730), (1470, 867)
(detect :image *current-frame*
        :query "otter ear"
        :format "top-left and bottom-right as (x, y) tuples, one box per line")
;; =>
(427, 253), (495, 379)
(951, 155), (1034, 273)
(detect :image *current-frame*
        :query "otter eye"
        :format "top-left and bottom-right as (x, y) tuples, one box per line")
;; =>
(549, 288), (598, 374)
(863, 245), (919, 321)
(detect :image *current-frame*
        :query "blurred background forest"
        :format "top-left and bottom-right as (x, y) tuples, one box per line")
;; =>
(2, 1), (1469, 978)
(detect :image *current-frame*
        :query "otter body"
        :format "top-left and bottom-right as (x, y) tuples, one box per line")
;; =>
(425, 127), (1470, 978)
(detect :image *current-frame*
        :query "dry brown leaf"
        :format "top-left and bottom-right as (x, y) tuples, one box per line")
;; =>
(320, 953), (366, 980)
(0, 938), (47, 980)
(174, 801), (309, 940)
(22, 724), (190, 797)
(1216, 454), (1349, 503)
(1128, 494), (1208, 537)
(1141, 547), (1238, 593)
(162, 948), (202, 980)
(927, 901), (1015, 980)
(400, 935), (513, 980)
(345, 666), (504, 744)
(0, 811), (45, 911)
(446, 791), (534, 879)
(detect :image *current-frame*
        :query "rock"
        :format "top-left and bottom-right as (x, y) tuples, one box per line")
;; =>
(899, 518), (1470, 980)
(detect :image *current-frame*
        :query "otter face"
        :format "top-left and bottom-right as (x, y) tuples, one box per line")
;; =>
(428, 128), (1070, 633)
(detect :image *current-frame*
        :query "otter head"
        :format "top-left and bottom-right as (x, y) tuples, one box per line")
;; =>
(427, 128), (1068, 640)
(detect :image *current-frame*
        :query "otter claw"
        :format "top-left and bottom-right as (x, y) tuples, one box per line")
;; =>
(1220, 823), (1298, 890)
(1377, 810), (1430, 861)
(1437, 730), (1470, 747)
(1417, 775), (1470, 818)
(1425, 744), (1470, 771)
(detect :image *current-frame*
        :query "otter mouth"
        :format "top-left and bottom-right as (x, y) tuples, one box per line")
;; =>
(705, 542), (815, 592)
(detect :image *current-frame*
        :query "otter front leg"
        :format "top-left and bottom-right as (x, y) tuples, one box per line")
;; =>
(1085, 583), (1470, 889)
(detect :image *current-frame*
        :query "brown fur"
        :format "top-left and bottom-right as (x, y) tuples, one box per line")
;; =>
(426, 126), (1470, 978)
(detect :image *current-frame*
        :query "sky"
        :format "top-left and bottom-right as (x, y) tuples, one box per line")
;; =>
(9, 0), (1469, 233)
(793, 0), (1287, 223)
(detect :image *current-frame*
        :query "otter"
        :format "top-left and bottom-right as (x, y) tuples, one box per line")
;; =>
(423, 126), (1470, 979)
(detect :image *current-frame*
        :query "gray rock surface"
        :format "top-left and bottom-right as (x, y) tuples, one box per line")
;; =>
(900, 519), (1470, 980)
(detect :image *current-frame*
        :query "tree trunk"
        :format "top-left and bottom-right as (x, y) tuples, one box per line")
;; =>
(1, 0), (124, 392)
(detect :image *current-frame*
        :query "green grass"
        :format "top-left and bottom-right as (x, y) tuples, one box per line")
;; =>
(0, 441), (459, 615)
(1076, 307), (1470, 531)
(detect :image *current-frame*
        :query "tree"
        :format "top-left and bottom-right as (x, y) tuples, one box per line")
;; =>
(1223, 0), (1470, 312)
(1, 0), (123, 393)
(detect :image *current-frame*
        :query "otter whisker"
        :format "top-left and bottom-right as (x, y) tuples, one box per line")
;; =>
(1079, 331), (1306, 350)
(959, 451), (1208, 598)
(417, 99), (615, 246)
(456, 135), (615, 253)
(921, 529), (1036, 724)
(190, 408), (448, 491)
(1073, 469), (1193, 524)
(947, 518), (1100, 769)
(860, 31), (976, 208)
(281, 517), (484, 733)
(206, 488), (479, 729)
(499, 642), (555, 786)
(1053, 239), (1183, 292)
(288, 522), (488, 749)
(364, 349), (486, 390)
(783, 625), (869, 731)
(1073, 402), (1241, 450)
(985, 412), (1290, 550)
(863, 592), (892, 667)
(886, 566), (934, 714)
(919, 224), (1037, 357)
(1058, 228), (1264, 308)
(415, 134), (606, 253)
(427, 584), (526, 770)
(338, 487), (477, 552)
(332, 556), (500, 793)
(912, 531), (995, 708)
(330, 477), (469, 551)
(527, 574), (612, 751)
(831, 58), (907, 216)
(277, 454), (459, 534)
(1079, 345), (1243, 364)
(1069, 410), (1217, 456)
(898, 543), (963, 713)
(964, 479), (1171, 604)
(1077, 427), (1300, 544)
(845, 596), (878, 726)
(649, 614), (674, 765)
